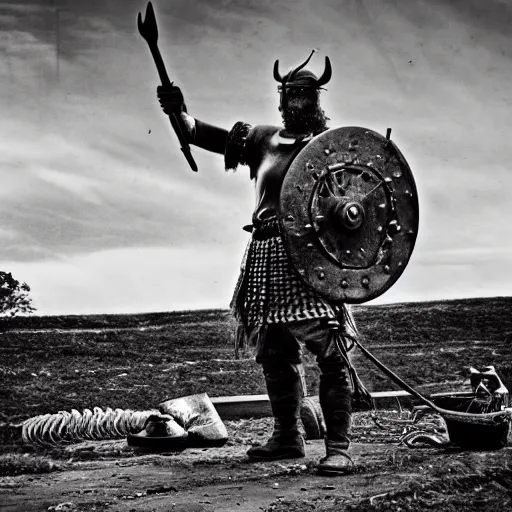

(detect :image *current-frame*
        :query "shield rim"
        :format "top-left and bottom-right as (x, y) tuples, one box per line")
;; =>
(279, 125), (419, 304)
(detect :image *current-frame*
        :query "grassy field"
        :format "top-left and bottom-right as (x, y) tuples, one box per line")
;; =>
(2, 296), (511, 427)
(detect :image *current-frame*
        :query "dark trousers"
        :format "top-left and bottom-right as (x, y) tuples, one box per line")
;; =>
(252, 319), (353, 447)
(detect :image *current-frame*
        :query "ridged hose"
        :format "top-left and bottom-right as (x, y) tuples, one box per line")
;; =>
(370, 409), (450, 447)
(21, 407), (164, 446)
(399, 411), (450, 447)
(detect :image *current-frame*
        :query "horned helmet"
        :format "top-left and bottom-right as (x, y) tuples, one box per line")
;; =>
(274, 50), (332, 110)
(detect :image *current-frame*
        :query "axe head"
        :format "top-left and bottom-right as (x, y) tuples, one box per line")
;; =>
(138, 2), (158, 45)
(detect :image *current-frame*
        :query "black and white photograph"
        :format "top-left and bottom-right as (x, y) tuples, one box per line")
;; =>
(1, 0), (511, 510)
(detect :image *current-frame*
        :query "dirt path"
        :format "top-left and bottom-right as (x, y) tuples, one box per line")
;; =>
(3, 440), (511, 512)
(0, 442), (412, 511)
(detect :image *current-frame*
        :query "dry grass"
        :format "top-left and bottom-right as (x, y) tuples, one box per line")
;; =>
(1, 296), (511, 431)
(0, 453), (68, 477)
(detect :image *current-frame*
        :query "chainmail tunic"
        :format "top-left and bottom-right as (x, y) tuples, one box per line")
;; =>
(231, 218), (354, 332)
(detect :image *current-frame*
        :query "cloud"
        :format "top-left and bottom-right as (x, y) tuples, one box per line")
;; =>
(371, 245), (512, 306)
(2, 245), (248, 315)
(1, 0), (511, 313)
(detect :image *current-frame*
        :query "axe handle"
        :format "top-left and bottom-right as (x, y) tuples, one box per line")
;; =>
(146, 40), (171, 87)
(147, 41), (198, 172)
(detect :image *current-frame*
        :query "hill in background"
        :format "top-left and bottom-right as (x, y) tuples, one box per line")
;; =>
(1, 296), (511, 423)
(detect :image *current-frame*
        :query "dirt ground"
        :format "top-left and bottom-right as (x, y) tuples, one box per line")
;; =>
(1, 416), (512, 512)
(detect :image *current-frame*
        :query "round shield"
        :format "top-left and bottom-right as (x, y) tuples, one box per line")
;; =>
(279, 126), (419, 303)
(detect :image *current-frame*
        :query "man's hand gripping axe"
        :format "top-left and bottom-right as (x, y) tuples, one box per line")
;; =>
(137, 2), (198, 172)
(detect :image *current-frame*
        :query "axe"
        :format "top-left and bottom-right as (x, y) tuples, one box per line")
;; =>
(137, 2), (198, 172)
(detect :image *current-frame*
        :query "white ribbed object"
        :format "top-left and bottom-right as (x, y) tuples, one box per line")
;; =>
(22, 408), (162, 446)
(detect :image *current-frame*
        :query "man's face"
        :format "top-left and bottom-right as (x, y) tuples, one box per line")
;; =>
(280, 87), (326, 134)
(280, 87), (317, 113)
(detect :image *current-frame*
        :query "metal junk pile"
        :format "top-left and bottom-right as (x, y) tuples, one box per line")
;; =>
(365, 364), (511, 450)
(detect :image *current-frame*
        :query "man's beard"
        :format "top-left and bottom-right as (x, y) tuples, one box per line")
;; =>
(281, 97), (329, 135)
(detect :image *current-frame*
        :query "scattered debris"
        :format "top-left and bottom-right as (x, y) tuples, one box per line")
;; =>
(47, 503), (76, 511)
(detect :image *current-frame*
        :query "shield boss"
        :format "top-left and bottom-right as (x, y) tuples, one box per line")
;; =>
(279, 126), (419, 303)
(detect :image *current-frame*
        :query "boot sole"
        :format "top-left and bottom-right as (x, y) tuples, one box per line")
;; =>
(247, 452), (306, 462)
(316, 466), (355, 476)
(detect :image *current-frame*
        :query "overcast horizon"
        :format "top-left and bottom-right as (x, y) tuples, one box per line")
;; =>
(1, 0), (511, 316)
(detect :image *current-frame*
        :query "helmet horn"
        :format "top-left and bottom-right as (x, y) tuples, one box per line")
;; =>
(288, 49), (317, 83)
(316, 56), (332, 87)
(273, 60), (283, 83)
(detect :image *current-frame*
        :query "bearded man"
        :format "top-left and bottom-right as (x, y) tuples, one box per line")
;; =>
(157, 52), (361, 475)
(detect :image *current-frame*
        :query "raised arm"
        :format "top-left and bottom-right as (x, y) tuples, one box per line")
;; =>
(157, 85), (228, 156)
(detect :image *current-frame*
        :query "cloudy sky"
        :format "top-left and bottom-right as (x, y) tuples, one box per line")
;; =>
(1, 0), (511, 315)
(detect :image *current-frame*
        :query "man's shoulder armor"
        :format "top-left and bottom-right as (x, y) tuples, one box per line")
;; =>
(225, 123), (281, 171)
(225, 121), (252, 171)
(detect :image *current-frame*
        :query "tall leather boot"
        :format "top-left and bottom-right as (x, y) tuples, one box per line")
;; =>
(247, 362), (305, 461)
(316, 360), (355, 475)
